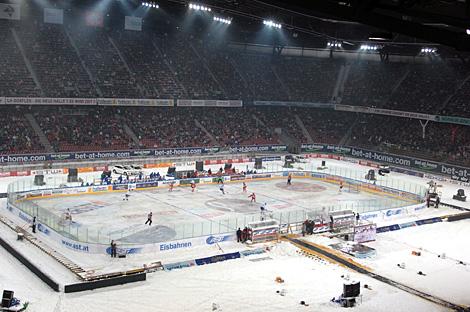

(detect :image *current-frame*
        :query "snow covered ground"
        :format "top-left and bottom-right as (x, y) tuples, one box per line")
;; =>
(303, 214), (470, 307)
(365, 220), (470, 306)
(0, 240), (453, 312)
(0, 157), (469, 311)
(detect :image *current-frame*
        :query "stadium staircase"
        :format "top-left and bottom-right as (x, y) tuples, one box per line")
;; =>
(109, 37), (145, 98)
(333, 64), (351, 103)
(339, 114), (359, 146)
(115, 114), (141, 148)
(24, 113), (54, 152)
(190, 43), (227, 98)
(294, 114), (314, 144)
(439, 72), (470, 114)
(270, 65), (292, 100)
(64, 29), (103, 97)
(151, 40), (188, 97)
(331, 65), (346, 103)
(385, 68), (411, 105)
(195, 120), (219, 146)
(11, 28), (44, 97)
(228, 57), (255, 98)
(0, 215), (86, 281)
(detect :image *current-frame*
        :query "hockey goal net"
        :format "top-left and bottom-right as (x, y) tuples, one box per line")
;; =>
(344, 182), (360, 193)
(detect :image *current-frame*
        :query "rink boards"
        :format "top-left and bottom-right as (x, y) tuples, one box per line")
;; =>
(6, 170), (425, 255)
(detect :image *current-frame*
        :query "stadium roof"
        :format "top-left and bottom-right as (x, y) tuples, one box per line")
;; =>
(44, 0), (470, 51)
(225, 0), (470, 51)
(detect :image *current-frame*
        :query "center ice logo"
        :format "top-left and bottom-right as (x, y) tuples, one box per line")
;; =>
(206, 235), (231, 245)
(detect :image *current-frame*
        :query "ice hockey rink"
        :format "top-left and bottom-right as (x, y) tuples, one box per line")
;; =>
(25, 176), (412, 244)
(1, 157), (470, 312)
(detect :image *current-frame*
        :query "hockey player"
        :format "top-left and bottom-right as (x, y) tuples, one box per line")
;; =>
(191, 180), (196, 193)
(260, 203), (267, 221)
(169, 182), (174, 192)
(248, 192), (256, 203)
(123, 189), (131, 201)
(65, 208), (72, 222)
(145, 212), (153, 226)
(339, 181), (343, 193)
(219, 182), (225, 195)
(242, 182), (247, 193)
(287, 173), (292, 185)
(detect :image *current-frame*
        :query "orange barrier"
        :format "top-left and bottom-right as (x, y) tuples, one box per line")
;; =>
(77, 167), (94, 173)
(144, 162), (174, 169)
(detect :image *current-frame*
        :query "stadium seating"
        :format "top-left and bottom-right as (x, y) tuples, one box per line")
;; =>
(0, 107), (43, 154)
(0, 21), (469, 166)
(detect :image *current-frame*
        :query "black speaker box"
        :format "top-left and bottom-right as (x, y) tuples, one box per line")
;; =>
(343, 282), (360, 298)
(224, 163), (232, 170)
(34, 174), (45, 186)
(254, 158), (263, 169)
(321, 160), (326, 167)
(67, 168), (78, 182)
(167, 167), (176, 175)
(196, 161), (204, 172)
(2, 290), (14, 308)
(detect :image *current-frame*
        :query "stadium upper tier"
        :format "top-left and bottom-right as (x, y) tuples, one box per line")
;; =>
(0, 19), (469, 167)
(0, 20), (469, 118)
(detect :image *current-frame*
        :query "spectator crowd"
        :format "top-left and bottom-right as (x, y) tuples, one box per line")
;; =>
(0, 20), (469, 167)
